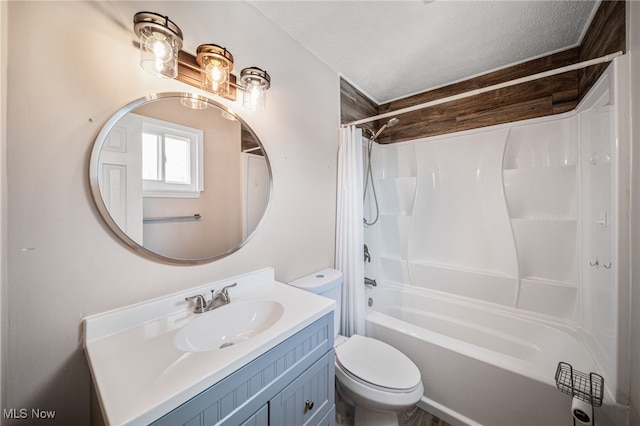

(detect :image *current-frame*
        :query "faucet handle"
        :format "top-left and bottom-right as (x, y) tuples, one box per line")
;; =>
(185, 294), (206, 314)
(209, 282), (237, 303)
(220, 283), (237, 302)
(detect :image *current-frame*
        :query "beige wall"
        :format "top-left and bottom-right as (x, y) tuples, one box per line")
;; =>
(5, 1), (339, 424)
(1, 0), (7, 418)
(629, 0), (640, 424)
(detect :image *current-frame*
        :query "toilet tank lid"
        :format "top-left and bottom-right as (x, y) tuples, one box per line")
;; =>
(288, 268), (343, 293)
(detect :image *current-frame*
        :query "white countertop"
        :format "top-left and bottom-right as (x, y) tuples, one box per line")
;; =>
(82, 268), (335, 425)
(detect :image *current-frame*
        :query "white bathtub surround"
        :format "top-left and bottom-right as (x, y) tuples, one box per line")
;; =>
(363, 57), (630, 426)
(577, 60), (631, 406)
(336, 125), (366, 336)
(82, 268), (334, 425)
(366, 285), (626, 426)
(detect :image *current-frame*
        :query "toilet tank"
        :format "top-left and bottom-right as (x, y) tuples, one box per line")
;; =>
(289, 268), (343, 337)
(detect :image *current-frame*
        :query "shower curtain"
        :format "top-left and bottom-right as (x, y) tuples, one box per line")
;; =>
(335, 125), (365, 336)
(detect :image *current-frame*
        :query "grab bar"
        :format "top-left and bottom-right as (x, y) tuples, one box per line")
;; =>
(143, 214), (201, 224)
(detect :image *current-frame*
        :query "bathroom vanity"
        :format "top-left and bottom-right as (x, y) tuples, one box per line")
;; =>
(82, 268), (335, 425)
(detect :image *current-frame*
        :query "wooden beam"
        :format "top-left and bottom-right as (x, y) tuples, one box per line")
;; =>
(578, 0), (626, 100)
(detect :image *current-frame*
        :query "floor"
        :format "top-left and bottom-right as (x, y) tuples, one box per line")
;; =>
(398, 406), (453, 426)
(335, 387), (452, 426)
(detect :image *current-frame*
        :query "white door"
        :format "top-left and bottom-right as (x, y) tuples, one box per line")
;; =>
(242, 153), (269, 239)
(98, 114), (144, 244)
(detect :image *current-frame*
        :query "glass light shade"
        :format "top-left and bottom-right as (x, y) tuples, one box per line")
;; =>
(180, 93), (208, 110)
(221, 110), (237, 121)
(196, 45), (234, 97)
(240, 67), (271, 112)
(243, 83), (267, 111)
(133, 12), (183, 79)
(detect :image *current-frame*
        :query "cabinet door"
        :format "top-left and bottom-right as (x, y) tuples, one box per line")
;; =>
(315, 406), (336, 426)
(269, 350), (335, 426)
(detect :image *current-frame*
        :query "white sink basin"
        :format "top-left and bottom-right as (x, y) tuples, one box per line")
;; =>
(174, 300), (284, 352)
(83, 269), (336, 425)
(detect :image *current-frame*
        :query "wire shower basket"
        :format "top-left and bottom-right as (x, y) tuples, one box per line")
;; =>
(555, 361), (604, 406)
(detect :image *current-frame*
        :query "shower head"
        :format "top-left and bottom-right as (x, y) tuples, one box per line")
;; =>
(371, 117), (400, 141)
(387, 117), (400, 127)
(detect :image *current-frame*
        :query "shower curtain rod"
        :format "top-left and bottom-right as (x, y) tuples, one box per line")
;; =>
(343, 51), (623, 128)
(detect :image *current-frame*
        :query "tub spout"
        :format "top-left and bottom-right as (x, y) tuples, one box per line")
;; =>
(364, 277), (377, 286)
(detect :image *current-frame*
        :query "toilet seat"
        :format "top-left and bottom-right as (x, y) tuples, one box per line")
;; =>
(336, 359), (422, 394)
(335, 334), (421, 391)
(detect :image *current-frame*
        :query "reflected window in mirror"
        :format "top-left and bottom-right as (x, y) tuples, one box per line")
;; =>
(139, 115), (204, 198)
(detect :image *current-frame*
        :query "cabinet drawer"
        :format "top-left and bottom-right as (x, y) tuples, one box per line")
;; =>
(269, 349), (335, 426)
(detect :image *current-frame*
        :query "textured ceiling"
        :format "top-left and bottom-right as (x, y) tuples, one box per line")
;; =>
(249, 1), (600, 104)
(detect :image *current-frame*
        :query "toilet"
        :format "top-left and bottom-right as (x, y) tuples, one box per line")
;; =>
(289, 268), (423, 426)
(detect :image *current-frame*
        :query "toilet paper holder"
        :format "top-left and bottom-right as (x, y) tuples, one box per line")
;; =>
(555, 362), (604, 425)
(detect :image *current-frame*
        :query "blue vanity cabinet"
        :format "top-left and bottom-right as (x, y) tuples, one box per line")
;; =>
(151, 312), (335, 426)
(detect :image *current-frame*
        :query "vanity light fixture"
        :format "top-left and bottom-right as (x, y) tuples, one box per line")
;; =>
(196, 44), (234, 98)
(132, 12), (271, 109)
(240, 67), (271, 112)
(133, 12), (183, 79)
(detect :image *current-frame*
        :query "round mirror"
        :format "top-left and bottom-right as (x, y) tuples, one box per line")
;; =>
(89, 92), (272, 264)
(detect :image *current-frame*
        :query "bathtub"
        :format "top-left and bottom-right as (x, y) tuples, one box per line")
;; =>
(365, 285), (616, 426)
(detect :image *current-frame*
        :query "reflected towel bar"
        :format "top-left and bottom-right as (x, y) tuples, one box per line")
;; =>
(143, 214), (201, 224)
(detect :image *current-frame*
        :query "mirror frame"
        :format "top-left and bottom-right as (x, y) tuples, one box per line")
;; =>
(89, 92), (272, 265)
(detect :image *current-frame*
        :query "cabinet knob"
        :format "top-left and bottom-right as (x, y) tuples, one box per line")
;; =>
(304, 400), (315, 412)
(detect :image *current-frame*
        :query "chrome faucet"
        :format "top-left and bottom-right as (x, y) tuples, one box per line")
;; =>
(185, 283), (237, 313)
(207, 283), (237, 311)
(364, 277), (377, 286)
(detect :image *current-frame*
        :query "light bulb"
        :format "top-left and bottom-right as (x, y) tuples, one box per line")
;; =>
(203, 60), (230, 95)
(205, 61), (227, 84)
(147, 33), (171, 60)
(249, 84), (261, 108)
(145, 33), (172, 74)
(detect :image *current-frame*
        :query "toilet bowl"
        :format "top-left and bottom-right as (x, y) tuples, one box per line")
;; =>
(334, 334), (424, 425)
(289, 269), (423, 426)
